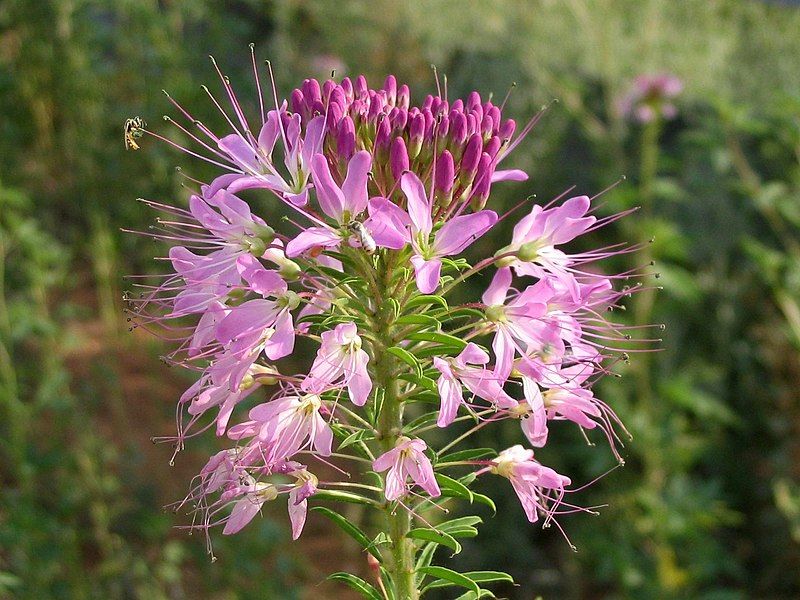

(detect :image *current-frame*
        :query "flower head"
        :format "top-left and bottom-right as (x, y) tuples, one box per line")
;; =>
(490, 445), (571, 524)
(373, 437), (441, 501)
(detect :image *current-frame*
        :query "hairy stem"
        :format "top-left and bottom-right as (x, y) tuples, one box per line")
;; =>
(371, 255), (418, 600)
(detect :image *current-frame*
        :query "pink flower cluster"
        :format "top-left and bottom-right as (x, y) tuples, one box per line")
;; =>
(131, 60), (649, 548)
(619, 73), (683, 123)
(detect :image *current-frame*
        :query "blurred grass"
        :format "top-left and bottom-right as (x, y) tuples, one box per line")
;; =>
(1, 0), (799, 598)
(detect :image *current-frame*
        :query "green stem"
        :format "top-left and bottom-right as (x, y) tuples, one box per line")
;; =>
(371, 255), (418, 600)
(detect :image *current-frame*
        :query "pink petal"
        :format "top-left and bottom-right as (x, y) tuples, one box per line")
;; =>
(347, 351), (372, 406)
(205, 173), (244, 197)
(491, 169), (528, 183)
(458, 343), (490, 366)
(312, 415), (333, 456)
(433, 210), (498, 256)
(492, 329), (515, 382)
(258, 112), (281, 155)
(218, 134), (259, 172)
(341, 151), (372, 216)
(263, 310), (295, 360)
(301, 116), (326, 164)
(364, 198), (410, 249)
(223, 496), (264, 535)
(310, 154), (344, 221)
(411, 255), (442, 294)
(287, 489), (308, 540)
(285, 227), (340, 257)
(372, 447), (400, 472)
(482, 267), (512, 306)
(435, 367), (463, 428)
(401, 172), (432, 236)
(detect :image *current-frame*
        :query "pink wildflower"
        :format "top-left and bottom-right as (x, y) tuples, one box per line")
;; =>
(433, 342), (516, 427)
(372, 437), (441, 501)
(302, 322), (372, 406)
(489, 445), (571, 524)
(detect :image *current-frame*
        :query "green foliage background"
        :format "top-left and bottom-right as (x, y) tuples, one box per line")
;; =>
(1, 0), (799, 598)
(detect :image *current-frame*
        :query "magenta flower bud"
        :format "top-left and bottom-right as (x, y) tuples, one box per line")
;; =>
(487, 106), (501, 132)
(383, 75), (397, 105)
(390, 136), (410, 179)
(290, 89), (306, 118)
(337, 116), (356, 159)
(408, 113), (425, 158)
(355, 74), (368, 98)
(485, 135), (502, 158)
(389, 107), (408, 131)
(375, 117), (392, 152)
(499, 118), (516, 141)
(397, 84), (410, 109)
(450, 111), (468, 145)
(422, 94), (434, 112)
(451, 98), (464, 112)
(470, 105), (484, 127)
(422, 109), (435, 140)
(430, 96), (442, 115)
(329, 85), (346, 110)
(437, 114), (450, 139)
(481, 115), (494, 139)
(466, 113), (477, 138)
(435, 150), (455, 194)
(351, 98), (367, 120)
(367, 93), (382, 122)
(467, 91), (482, 111)
(471, 152), (493, 209)
(340, 77), (353, 101)
(302, 78), (322, 104)
(311, 99), (326, 117)
(322, 79), (336, 102)
(461, 133), (483, 175)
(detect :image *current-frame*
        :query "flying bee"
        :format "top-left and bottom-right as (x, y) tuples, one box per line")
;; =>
(124, 116), (146, 150)
(347, 220), (376, 254)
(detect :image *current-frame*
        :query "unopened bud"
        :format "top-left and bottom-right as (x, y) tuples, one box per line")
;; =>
(397, 84), (410, 109)
(408, 114), (425, 158)
(390, 137), (410, 180)
(383, 74), (397, 105)
(435, 150), (455, 195)
(337, 116), (356, 159)
(278, 258), (302, 280)
(499, 118), (516, 141)
(460, 133), (483, 177)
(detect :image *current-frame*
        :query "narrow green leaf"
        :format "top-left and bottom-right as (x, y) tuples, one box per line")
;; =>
(417, 566), (480, 595)
(312, 490), (377, 507)
(438, 516), (482, 538)
(402, 412), (439, 433)
(387, 346), (423, 377)
(395, 314), (441, 329)
(471, 492), (497, 514)
(406, 527), (461, 554)
(405, 294), (449, 311)
(398, 373), (437, 393)
(338, 429), (375, 450)
(311, 507), (381, 559)
(407, 331), (467, 350)
(435, 473), (474, 503)
(462, 571), (514, 584)
(414, 541), (438, 572)
(327, 572), (383, 600)
(403, 391), (441, 405)
(453, 590), (495, 600)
